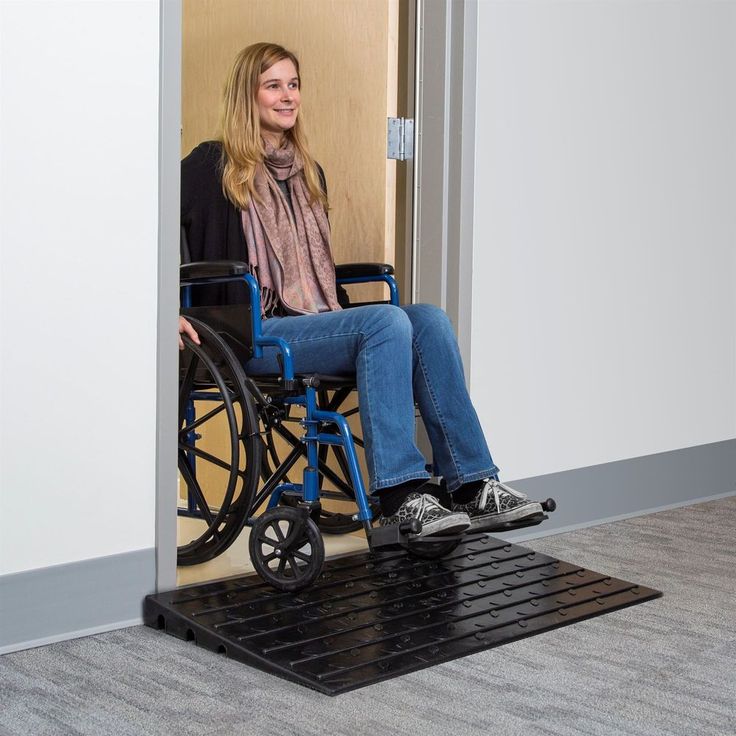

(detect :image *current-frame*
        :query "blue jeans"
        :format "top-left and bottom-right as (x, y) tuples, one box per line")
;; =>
(246, 303), (499, 493)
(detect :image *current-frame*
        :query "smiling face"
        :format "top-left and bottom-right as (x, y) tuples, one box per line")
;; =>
(256, 58), (301, 146)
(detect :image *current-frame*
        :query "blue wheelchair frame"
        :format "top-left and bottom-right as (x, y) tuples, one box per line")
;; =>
(180, 266), (400, 533)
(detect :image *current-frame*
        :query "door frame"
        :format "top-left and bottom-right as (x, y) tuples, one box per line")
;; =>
(155, 0), (479, 591)
(412, 0), (478, 373)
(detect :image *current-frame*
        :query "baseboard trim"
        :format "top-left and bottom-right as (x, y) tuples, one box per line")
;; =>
(503, 439), (736, 542)
(506, 488), (736, 544)
(0, 619), (143, 656)
(0, 548), (155, 655)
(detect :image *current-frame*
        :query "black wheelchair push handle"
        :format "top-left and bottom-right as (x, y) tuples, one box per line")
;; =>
(180, 260), (249, 281)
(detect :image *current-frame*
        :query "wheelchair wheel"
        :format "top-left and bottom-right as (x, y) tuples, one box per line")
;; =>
(177, 318), (261, 566)
(249, 507), (324, 592)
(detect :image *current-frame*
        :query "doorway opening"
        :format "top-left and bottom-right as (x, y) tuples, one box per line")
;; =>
(174, 0), (418, 588)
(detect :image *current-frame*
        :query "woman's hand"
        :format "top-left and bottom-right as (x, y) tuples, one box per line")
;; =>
(179, 316), (200, 350)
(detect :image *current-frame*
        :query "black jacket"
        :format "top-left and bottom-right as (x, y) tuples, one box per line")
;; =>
(181, 141), (250, 305)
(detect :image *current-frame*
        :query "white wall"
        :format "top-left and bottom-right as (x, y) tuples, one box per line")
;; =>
(0, 0), (160, 575)
(470, 0), (736, 481)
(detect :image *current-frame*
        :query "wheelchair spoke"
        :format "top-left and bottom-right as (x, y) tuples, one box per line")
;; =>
(261, 552), (277, 563)
(272, 424), (305, 447)
(291, 549), (311, 563)
(178, 402), (227, 437)
(273, 422), (360, 498)
(277, 557), (287, 576)
(315, 451), (356, 497)
(265, 431), (289, 482)
(177, 451), (217, 530)
(256, 533), (277, 548)
(250, 442), (303, 511)
(323, 387), (353, 412)
(178, 443), (233, 474)
(265, 430), (279, 457)
(273, 521), (286, 543)
(286, 554), (302, 578)
(319, 465), (354, 496)
(258, 441), (272, 483)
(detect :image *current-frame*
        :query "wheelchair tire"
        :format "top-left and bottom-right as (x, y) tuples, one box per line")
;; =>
(249, 507), (325, 592)
(177, 318), (261, 566)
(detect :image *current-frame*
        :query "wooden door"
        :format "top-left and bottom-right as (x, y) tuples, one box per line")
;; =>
(182, 0), (399, 271)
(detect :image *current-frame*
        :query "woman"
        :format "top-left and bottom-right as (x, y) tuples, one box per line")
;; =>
(181, 42), (542, 537)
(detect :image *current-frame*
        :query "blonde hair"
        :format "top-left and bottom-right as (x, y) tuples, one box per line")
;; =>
(219, 42), (327, 210)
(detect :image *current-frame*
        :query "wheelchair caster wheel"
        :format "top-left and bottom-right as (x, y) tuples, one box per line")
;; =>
(249, 507), (324, 592)
(541, 498), (557, 513)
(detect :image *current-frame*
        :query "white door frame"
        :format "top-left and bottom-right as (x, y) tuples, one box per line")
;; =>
(154, 0), (478, 590)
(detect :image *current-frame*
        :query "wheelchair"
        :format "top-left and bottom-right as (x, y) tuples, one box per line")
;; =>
(177, 258), (556, 593)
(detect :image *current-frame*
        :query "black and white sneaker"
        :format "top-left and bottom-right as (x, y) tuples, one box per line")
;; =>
(378, 492), (471, 537)
(452, 479), (543, 531)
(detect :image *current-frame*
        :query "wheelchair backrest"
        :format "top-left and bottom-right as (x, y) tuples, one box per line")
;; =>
(181, 226), (254, 364)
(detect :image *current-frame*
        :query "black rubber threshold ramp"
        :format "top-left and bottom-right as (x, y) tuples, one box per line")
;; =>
(144, 534), (661, 695)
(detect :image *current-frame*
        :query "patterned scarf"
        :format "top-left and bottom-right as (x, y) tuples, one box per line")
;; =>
(240, 140), (342, 316)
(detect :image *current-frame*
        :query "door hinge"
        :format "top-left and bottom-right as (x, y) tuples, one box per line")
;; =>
(387, 117), (414, 161)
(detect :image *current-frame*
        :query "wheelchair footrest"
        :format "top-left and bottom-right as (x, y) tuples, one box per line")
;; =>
(471, 511), (549, 534)
(368, 522), (420, 550)
(144, 535), (661, 695)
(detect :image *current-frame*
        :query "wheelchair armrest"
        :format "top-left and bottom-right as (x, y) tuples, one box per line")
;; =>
(180, 260), (249, 282)
(335, 263), (399, 307)
(335, 263), (394, 279)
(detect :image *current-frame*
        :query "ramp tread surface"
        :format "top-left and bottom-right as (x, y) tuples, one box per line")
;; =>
(144, 534), (661, 694)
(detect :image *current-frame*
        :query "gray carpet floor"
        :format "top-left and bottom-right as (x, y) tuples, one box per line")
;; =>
(1, 496), (734, 736)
